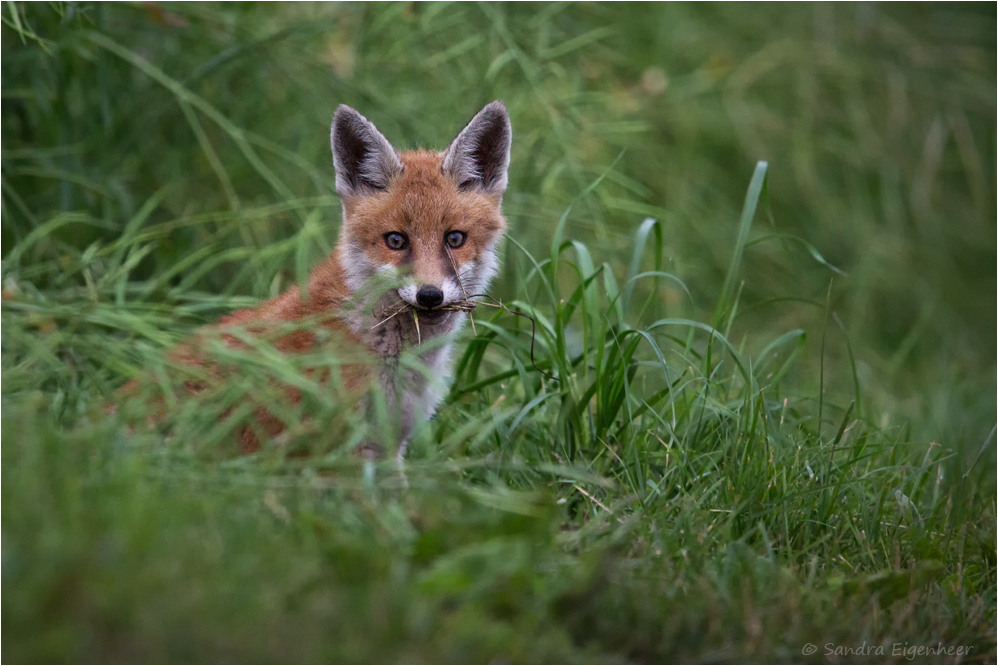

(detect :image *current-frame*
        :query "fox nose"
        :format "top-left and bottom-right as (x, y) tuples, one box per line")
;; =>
(416, 285), (444, 309)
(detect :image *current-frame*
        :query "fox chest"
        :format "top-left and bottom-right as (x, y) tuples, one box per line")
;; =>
(366, 312), (463, 440)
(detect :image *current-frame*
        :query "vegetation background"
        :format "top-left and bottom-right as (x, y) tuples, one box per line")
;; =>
(2, 2), (995, 662)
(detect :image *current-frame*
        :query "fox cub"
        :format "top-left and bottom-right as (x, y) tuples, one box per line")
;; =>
(152, 101), (511, 459)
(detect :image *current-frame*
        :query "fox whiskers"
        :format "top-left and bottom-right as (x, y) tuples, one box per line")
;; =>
(446, 246), (478, 336)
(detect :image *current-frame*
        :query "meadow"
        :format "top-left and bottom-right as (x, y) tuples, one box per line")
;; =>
(2, 3), (995, 662)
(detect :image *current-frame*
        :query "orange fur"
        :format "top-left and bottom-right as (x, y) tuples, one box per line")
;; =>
(343, 150), (505, 287)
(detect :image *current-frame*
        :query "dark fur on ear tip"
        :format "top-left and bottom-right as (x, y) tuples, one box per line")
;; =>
(443, 100), (512, 194)
(330, 105), (403, 197)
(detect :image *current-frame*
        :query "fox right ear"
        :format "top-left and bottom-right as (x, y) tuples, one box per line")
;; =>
(330, 105), (403, 197)
(442, 101), (512, 195)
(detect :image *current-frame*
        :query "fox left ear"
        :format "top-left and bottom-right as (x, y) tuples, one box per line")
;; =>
(442, 100), (512, 195)
(331, 105), (403, 197)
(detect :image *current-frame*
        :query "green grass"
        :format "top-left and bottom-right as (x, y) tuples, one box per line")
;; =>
(2, 2), (995, 662)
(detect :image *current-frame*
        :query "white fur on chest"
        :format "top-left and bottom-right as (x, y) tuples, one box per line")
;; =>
(365, 309), (466, 454)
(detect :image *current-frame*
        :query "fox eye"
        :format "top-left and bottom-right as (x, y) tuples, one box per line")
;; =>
(445, 231), (467, 249)
(384, 232), (408, 251)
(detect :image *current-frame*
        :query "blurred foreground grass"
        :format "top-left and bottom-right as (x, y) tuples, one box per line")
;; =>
(2, 3), (995, 662)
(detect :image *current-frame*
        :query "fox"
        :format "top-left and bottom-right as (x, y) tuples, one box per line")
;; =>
(123, 101), (511, 461)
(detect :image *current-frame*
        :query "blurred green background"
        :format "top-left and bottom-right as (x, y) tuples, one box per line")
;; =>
(2, 2), (995, 662)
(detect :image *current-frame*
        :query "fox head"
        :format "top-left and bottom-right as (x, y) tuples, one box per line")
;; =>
(330, 102), (510, 321)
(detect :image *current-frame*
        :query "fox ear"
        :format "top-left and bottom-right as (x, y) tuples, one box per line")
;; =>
(442, 100), (512, 195)
(330, 105), (403, 197)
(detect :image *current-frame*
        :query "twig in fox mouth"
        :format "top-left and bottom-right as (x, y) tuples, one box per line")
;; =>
(464, 293), (559, 382)
(370, 299), (477, 332)
(369, 294), (555, 381)
(369, 301), (412, 330)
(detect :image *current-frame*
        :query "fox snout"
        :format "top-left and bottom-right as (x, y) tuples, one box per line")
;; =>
(396, 279), (460, 310)
(415, 285), (443, 308)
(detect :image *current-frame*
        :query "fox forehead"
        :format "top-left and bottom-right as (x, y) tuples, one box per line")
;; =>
(343, 150), (506, 244)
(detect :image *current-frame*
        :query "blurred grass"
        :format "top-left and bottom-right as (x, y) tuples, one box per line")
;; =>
(2, 2), (995, 662)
